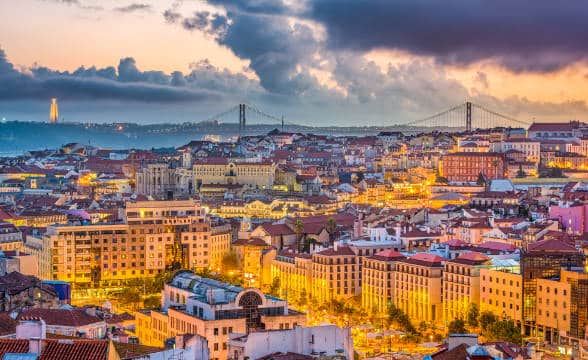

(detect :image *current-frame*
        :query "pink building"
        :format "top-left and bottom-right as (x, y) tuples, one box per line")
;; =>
(549, 203), (586, 234)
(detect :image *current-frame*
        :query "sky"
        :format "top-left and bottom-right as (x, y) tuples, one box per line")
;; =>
(1, 0), (588, 126)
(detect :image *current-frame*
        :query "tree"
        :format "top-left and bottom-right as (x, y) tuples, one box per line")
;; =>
(388, 303), (416, 334)
(143, 295), (161, 309)
(221, 251), (240, 272)
(448, 319), (467, 334)
(325, 218), (337, 243)
(302, 237), (317, 253)
(418, 321), (428, 334)
(293, 219), (305, 253)
(116, 287), (142, 311)
(487, 320), (522, 344)
(479, 311), (497, 332)
(466, 303), (479, 328)
(269, 276), (281, 296)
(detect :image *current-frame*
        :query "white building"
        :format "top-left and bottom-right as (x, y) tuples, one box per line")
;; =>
(227, 325), (353, 360)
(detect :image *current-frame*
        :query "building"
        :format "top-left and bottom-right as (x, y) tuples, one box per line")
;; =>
(18, 307), (107, 339)
(535, 267), (588, 345)
(521, 238), (585, 336)
(0, 272), (60, 312)
(362, 249), (405, 314)
(479, 267), (523, 325)
(443, 252), (490, 323)
(44, 200), (231, 299)
(269, 251), (312, 303)
(393, 253), (444, 323)
(527, 121), (581, 140)
(489, 139), (541, 163)
(0, 222), (23, 251)
(0, 250), (38, 276)
(227, 324), (354, 360)
(192, 158), (276, 190)
(311, 245), (360, 302)
(134, 271), (306, 360)
(439, 152), (506, 183)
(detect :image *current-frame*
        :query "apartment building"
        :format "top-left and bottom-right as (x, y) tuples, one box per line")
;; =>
(362, 249), (405, 314)
(443, 252), (490, 323)
(479, 268), (523, 324)
(44, 200), (231, 295)
(393, 253), (444, 323)
(311, 245), (360, 302)
(439, 152), (506, 183)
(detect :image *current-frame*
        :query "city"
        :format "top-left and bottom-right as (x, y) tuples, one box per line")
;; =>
(1, 1), (588, 360)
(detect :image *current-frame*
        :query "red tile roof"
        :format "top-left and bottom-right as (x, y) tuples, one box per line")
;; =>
(38, 339), (109, 360)
(18, 308), (103, 327)
(316, 246), (355, 257)
(527, 238), (578, 253)
(370, 249), (405, 262)
(0, 339), (28, 357)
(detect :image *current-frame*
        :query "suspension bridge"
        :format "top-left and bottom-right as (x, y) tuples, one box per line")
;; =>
(200, 101), (531, 132)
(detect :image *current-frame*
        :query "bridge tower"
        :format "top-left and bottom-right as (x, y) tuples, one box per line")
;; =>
(465, 101), (472, 132)
(239, 103), (246, 132)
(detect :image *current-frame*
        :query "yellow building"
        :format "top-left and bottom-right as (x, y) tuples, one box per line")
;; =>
(270, 251), (313, 302)
(536, 268), (588, 344)
(232, 237), (272, 283)
(361, 249), (405, 314)
(311, 245), (360, 303)
(536, 277), (571, 343)
(443, 252), (490, 323)
(393, 253), (444, 323)
(479, 268), (523, 324)
(212, 198), (310, 220)
(193, 158), (275, 189)
(44, 200), (231, 300)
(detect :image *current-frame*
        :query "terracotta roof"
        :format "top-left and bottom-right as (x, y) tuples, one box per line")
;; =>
(316, 246), (355, 257)
(475, 241), (517, 252)
(450, 251), (491, 265)
(113, 342), (163, 360)
(527, 238), (578, 253)
(0, 313), (17, 336)
(402, 253), (444, 267)
(260, 223), (294, 236)
(370, 249), (405, 262)
(18, 308), (103, 327)
(430, 343), (469, 360)
(528, 122), (575, 131)
(38, 339), (109, 360)
(0, 339), (29, 358)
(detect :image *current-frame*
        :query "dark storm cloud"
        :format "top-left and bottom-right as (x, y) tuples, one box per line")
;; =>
(113, 3), (151, 13)
(0, 49), (219, 103)
(310, 0), (588, 72)
(176, 8), (322, 96)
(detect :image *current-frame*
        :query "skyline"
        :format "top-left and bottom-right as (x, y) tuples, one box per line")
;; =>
(2, 0), (588, 125)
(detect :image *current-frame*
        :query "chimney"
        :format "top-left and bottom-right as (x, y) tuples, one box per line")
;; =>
(333, 241), (338, 252)
(395, 224), (401, 242)
(16, 318), (46, 354)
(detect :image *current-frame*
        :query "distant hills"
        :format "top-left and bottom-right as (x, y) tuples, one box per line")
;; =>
(0, 120), (452, 154)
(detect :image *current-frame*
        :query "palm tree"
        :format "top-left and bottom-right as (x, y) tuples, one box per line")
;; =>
(293, 219), (305, 253)
(325, 218), (337, 243)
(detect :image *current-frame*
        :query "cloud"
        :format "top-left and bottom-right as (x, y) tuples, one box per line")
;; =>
(0, 49), (220, 103)
(310, 0), (588, 73)
(114, 3), (151, 13)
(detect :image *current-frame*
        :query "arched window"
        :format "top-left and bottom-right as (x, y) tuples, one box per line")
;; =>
(239, 291), (264, 332)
